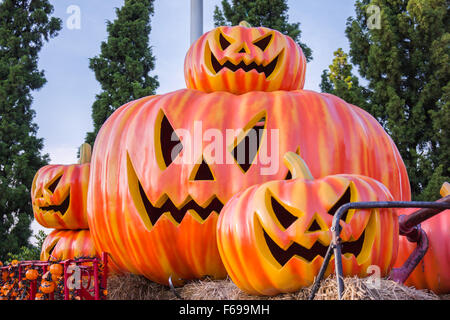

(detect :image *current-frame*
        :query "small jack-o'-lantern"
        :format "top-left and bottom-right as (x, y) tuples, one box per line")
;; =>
(88, 86), (409, 285)
(40, 280), (55, 294)
(185, 21), (306, 94)
(40, 229), (97, 262)
(31, 144), (91, 229)
(217, 152), (399, 295)
(394, 183), (450, 294)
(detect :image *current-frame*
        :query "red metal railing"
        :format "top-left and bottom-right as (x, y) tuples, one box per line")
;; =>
(0, 252), (108, 300)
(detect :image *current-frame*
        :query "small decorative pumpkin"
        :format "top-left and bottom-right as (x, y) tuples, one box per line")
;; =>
(40, 229), (98, 262)
(31, 143), (91, 229)
(49, 264), (63, 277)
(25, 269), (39, 281)
(394, 183), (450, 294)
(40, 280), (55, 294)
(185, 21), (307, 94)
(217, 152), (399, 295)
(35, 292), (44, 300)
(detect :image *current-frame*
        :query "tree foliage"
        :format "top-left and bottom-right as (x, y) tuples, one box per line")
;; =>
(86, 0), (159, 146)
(345, 0), (449, 200)
(0, 0), (61, 261)
(320, 48), (371, 112)
(5, 230), (47, 263)
(213, 0), (313, 62)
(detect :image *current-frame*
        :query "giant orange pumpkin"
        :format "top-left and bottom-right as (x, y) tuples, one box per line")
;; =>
(31, 144), (91, 229)
(184, 21), (306, 94)
(394, 183), (450, 294)
(87, 87), (409, 285)
(40, 229), (98, 261)
(217, 152), (399, 295)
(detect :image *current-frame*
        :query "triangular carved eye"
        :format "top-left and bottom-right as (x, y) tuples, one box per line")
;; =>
(46, 240), (58, 261)
(253, 34), (272, 51)
(47, 175), (62, 193)
(231, 115), (266, 173)
(190, 158), (215, 181)
(156, 111), (183, 169)
(327, 186), (352, 223)
(269, 194), (298, 230)
(284, 171), (292, 180)
(219, 33), (231, 50)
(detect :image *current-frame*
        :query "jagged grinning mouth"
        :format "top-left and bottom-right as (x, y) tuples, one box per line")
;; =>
(262, 226), (366, 266)
(138, 181), (224, 225)
(39, 194), (70, 216)
(210, 51), (280, 78)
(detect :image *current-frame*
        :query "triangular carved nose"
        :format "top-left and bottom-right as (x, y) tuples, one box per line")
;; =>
(306, 219), (322, 233)
(238, 47), (247, 53)
(305, 215), (328, 233)
(190, 158), (215, 181)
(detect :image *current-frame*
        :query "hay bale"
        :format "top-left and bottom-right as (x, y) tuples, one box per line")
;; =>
(107, 274), (440, 300)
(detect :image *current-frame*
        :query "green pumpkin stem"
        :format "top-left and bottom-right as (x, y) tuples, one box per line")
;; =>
(239, 21), (252, 28)
(79, 143), (92, 164)
(283, 152), (314, 180)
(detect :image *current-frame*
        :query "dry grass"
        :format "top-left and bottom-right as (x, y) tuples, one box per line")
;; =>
(107, 274), (441, 300)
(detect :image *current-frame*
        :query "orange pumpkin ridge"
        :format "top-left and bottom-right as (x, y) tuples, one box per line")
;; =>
(40, 229), (98, 261)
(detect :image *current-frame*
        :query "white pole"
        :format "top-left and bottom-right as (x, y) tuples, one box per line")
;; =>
(190, 0), (203, 44)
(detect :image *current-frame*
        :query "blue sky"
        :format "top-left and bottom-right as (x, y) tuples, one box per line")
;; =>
(30, 0), (357, 237)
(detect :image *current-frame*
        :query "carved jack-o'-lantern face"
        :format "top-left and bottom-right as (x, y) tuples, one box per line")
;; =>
(87, 89), (409, 286)
(217, 153), (399, 295)
(184, 22), (306, 94)
(31, 144), (91, 229)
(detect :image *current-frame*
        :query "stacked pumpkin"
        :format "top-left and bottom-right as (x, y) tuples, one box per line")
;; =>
(31, 143), (98, 262)
(31, 21), (446, 296)
(86, 21), (415, 294)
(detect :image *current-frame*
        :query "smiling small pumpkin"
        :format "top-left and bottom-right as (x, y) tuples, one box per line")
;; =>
(31, 144), (91, 229)
(217, 152), (399, 295)
(184, 21), (306, 94)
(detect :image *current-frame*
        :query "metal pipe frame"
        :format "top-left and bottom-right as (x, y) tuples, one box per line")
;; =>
(308, 200), (450, 300)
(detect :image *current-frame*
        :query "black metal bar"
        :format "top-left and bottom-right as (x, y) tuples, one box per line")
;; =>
(402, 195), (450, 231)
(308, 200), (450, 300)
(332, 225), (345, 299)
(308, 242), (334, 300)
(168, 276), (183, 300)
(388, 228), (429, 284)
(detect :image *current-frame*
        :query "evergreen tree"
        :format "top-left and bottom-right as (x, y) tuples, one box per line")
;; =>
(320, 48), (371, 112)
(345, 0), (449, 200)
(0, 0), (62, 260)
(213, 0), (313, 62)
(86, 0), (159, 146)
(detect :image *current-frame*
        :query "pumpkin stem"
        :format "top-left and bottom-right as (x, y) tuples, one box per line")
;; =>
(283, 152), (314, 180)
(239, 21), (252, 28)
(440, 182), (450, 197)
(79, 143), (92, 164)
